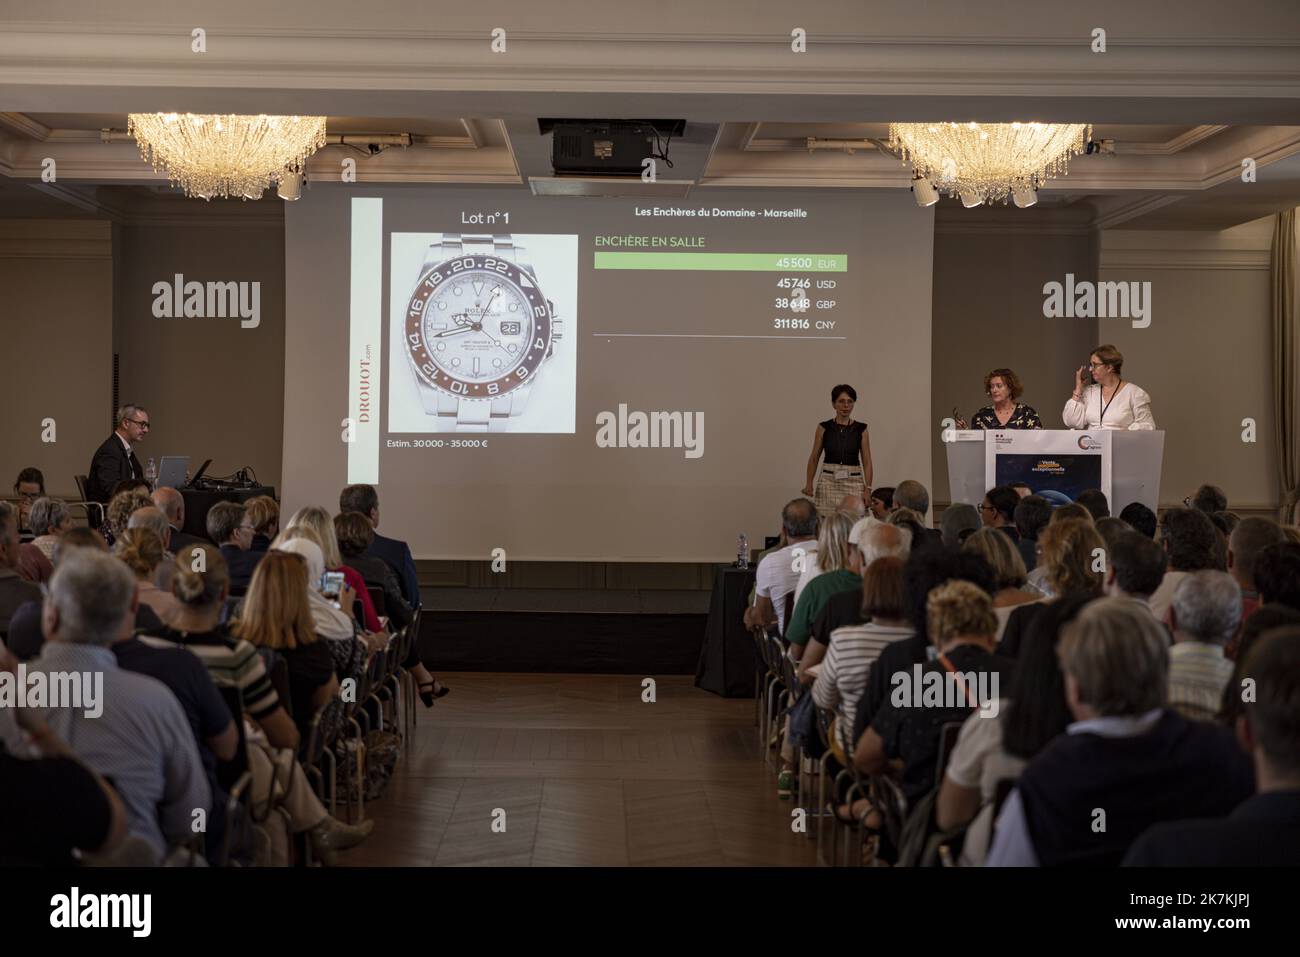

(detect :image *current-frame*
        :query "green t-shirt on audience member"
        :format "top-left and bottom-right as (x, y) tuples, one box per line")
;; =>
(785, 569), (861, 646)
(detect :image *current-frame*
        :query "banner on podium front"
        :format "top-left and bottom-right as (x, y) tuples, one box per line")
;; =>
(985, 430), (1112, 506)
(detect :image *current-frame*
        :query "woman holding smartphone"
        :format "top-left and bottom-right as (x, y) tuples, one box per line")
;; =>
(803, 384), (873, 518)
(1062, 344), (1156, 430)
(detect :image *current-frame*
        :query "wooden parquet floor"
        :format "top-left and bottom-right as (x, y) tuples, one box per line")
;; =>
(339, 673), (818, 867)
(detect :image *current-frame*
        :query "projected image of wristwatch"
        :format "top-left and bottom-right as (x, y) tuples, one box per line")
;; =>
(402, 233), (563, 431)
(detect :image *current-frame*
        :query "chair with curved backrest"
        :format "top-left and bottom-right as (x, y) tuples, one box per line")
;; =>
(71, 475), (104, 528)
(215, 685), (253, 867)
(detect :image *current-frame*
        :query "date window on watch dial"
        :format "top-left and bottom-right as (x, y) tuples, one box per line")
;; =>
(500, 321), (522, 336)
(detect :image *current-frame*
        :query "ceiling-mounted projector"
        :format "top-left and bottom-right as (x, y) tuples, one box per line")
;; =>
(540, 119), (685, 177)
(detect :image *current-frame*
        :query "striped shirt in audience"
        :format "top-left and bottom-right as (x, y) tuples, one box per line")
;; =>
(140, 626), (282, 720)
(1167, 641), (1234, 722)
(812, 622), (913, 751)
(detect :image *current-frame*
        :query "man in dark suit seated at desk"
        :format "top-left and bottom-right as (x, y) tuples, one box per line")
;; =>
(207, 501), (262, 595)
(339, 483), (420, 609)
(85, 404), (149, 503)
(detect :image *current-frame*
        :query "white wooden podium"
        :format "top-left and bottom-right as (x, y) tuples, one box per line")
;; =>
(945, 429), (1165, 512)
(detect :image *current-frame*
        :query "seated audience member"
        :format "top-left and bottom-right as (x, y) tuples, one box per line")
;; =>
(1219, 605), (1300, 724)
(850, 550), (999, 755)
(811, 556), (911, 762)
(941, 503), (981, 550)
(116, 527), (182, 627)
(271, 534), (381, 685)
(744, 498), (818, 637)
(999, 518), (1105, 656)
(963, 527), (1041, 643)
(18, 497), (73, 583)
(1119, 501), (1158, 538)
(868, 487), (894, 520)
(151, 486), (206, 554)
(244, 495), (279, 552)
(1093, 516), (1132, 554)
(785, 510), (860, 658)
(837, 494), (866, 519)
(335, 511), (413, 629)
(893, 480), (943, 549)
(987, 598), (1254, 867)
(23, 550), (210, 862)
(798, 523), (912, 680)
(1253, 542), (1300, 610)
(335, 510), (445, 704)
(1149, 507), (1223, 625)
(1, 646), (128, 865)
(1167, 571), (1241, 721)
(208, 500), (263, 594)
(141, 545), (298, 749)
(939, 595), (1091, 866)
(1009, 482), (1032, 499)
(1050, 502), (1093, 525)
(127, 505), (173, 552)
(1102, 531), (1168, 609)
(1014, 495), (1053, 586)
(7, 528), (167, 661)
(0, 502), (42, 641)
(233, 550), (339, 736)
(103, 486), (153, 549)
(285, 505), (382, 633)
(1226, 518), (1287, 652)
(1074, 489), (1110, 521)
(339, 483), (420, 609)
(854, 580), (1017, 808)
(1214, 511), (1242, 536)
(1187, 484), (1228, 515)
(1126, 627), (1300, 865)
(980, 486), (1021, 542)
(12, 467), (45, 540)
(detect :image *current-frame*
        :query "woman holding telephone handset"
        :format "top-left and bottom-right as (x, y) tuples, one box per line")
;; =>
(1062, 343), (1156, 430)
(804, 384), (873, 517)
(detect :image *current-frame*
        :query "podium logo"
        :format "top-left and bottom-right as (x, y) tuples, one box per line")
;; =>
(151, 274), (261, 329)
(1042, 273), (1151, 329)
(1077, 435), (1102, 450)
(595, 404), (703, 459)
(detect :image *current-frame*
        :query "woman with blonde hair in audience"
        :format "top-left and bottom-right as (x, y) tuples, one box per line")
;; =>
(115, 526), (181, 626)
(962, 528), (1042, 643)
(285, 505), (382, 633)
(998, 517), (1106, 656)
(233, 550), (341, 735)
(244, 496), (279, 553)
(103, 487), (152, 549)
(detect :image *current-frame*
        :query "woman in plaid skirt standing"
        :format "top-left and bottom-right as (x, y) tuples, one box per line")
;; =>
(803, 384), (873, 518)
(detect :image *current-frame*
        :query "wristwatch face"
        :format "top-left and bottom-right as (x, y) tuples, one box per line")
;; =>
(405, 254), (554, 399)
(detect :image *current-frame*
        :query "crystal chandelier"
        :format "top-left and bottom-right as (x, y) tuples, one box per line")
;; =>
(127, 113), (328, 200)
(888, 122), (1091, 206)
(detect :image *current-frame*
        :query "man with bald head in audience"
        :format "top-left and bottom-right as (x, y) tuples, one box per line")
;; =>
(837, 495), (866, 520)
(151, 487), (205, 553)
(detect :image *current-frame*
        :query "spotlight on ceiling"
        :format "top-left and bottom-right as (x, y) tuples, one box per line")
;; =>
(911, 176), (939, 207)
(959, 186), (982, 208)
(1012, 185), (1038, 208)
(277, 175), (304, 201)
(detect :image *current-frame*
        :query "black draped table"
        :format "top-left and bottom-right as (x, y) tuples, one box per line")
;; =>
(181, 486), (276, 540)
(695, 563), (758, 697)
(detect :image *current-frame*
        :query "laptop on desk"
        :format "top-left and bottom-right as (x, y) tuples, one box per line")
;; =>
(156, 456), (189, 489)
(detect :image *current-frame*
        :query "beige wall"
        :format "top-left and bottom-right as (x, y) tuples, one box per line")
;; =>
(1100, 216), (1278, 510)
(0, 219), (113, 500)
(930, 207), (1098, 504)
(113, 217), (286, 491)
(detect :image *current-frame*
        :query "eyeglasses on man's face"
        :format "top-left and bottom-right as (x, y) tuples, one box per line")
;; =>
(127, 418), (150, 430)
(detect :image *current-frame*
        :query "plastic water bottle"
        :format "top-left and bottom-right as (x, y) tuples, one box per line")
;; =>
(146, 457), (157, 487)
(736, 533), (750, 569)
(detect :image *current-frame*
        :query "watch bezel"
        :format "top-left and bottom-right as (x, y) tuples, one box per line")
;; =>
(404, 254), (554, 401)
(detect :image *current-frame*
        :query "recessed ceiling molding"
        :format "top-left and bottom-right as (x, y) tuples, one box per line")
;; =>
(1119, 125), (1229, 155)
(0, 112), (50, 140)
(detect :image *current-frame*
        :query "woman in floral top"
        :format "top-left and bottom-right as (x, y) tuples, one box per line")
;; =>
(957, 368), (1043, 430)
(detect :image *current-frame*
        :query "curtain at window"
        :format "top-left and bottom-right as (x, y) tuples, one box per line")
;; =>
(1272, 208), (1298, 523)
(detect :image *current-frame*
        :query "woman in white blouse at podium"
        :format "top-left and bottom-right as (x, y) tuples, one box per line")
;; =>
(1062, 343), (1156, 431)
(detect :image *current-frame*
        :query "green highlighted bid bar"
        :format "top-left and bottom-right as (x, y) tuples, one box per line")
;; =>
(594, 251), (847, 271)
